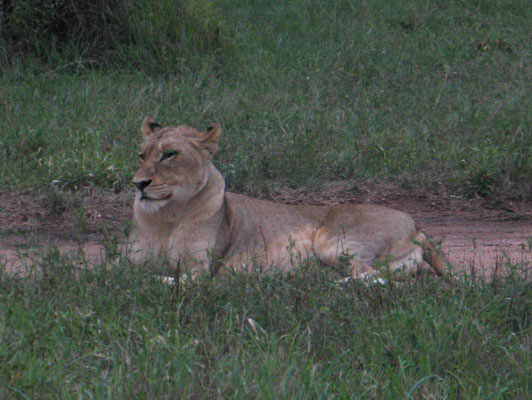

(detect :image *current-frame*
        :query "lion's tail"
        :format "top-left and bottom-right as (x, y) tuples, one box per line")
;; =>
(414, 231), (452, 277)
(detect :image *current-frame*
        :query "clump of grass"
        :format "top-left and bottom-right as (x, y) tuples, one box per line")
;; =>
(1, 250), (530, 398)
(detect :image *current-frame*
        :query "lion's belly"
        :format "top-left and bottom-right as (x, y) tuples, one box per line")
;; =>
(222, 224), (318, 273)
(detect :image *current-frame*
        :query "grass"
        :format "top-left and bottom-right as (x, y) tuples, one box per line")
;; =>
(0, 1), (531, 398)
(0, 250), (531, 399)
(0, 0), (531, 198)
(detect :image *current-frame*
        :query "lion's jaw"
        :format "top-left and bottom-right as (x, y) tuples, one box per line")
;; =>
(135, 182), (205, 215)
(135, 192), (171, 213)
(134, 178), (205, 214)
(133, 182), (172, 213)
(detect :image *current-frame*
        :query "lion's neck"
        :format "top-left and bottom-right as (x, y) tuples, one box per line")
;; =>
(180, 164), (226, 223)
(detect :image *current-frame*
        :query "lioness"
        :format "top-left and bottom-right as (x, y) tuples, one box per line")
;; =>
(127, 117), (449, 280)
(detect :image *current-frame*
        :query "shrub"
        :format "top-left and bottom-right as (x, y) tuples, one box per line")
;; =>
(0, 0), (232, 72)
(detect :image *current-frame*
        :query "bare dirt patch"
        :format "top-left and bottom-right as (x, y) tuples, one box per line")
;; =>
(1, 184), (531, 277)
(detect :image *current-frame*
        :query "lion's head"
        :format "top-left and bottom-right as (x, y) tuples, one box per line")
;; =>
(132, 117), (221, 213)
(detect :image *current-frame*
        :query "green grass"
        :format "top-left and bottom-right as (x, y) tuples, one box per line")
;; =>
(1, 0), (531, 197)
(0, 250), (531, 399)
(1, 2), (531, 398)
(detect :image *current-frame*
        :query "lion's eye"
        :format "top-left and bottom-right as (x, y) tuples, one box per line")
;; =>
(138, 153), (145, 163)
(161, 150), (178, 161)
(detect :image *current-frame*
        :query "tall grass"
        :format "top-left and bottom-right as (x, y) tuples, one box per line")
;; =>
(0, 250), (530, 398)
(0, 0), (530, 197)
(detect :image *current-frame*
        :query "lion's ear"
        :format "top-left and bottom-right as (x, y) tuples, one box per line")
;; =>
(141, 116), (162, 137)
(200, 122), (221, 157)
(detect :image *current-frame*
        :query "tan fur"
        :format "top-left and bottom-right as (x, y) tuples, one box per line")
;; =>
(127, 119), (450, 280)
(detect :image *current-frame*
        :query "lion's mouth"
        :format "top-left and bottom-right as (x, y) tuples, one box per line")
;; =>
(140, 193), (172, 201)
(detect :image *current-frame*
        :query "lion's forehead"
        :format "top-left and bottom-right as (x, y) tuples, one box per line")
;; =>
(154, 125), (201, 139)
(141, 136), (195, 157)
(142, 137), (177, 151)
(142, 126), (202, 150)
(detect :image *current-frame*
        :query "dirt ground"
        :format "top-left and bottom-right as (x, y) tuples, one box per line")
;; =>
(1, 184), (531, 278)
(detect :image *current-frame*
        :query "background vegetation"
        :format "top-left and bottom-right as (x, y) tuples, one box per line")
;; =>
(0, 0), (230, 72)
(1, 0), (530, 198)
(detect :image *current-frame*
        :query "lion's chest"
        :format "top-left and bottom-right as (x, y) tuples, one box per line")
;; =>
(165, 225), (217, 265)
(128, 217), (218, 269)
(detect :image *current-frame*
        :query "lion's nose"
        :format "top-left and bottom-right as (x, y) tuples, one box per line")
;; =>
(133, 179), (152, 191)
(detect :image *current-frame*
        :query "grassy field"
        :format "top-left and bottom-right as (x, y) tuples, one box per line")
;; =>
(1, 251), (531, 399)
(1, 0), (531, 197)
(1, 1), (531, 398)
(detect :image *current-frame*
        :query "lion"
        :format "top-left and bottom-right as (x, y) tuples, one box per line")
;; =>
(126, 117), (450, 281)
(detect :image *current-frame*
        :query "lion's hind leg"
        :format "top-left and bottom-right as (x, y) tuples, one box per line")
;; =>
(380, 231), (451, 280)
(314, 229), (427, 283)
(376, 232), (427, 281)
(313, 230), (374, 277)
